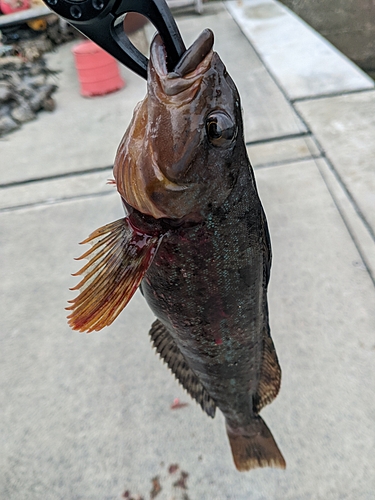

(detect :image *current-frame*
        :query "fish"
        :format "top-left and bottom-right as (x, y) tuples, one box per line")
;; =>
(66, 28), (286, 472)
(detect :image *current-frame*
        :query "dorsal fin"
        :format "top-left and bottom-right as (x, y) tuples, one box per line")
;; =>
(67, 218), (161, 333)
(254, 332), (282, 413)
(149, 319), (216, 418)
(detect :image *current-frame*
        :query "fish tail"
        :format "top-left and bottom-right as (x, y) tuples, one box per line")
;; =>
(226, 416), (286, 471)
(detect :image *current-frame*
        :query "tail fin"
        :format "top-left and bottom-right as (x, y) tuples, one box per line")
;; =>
(226, 417), (286, 471)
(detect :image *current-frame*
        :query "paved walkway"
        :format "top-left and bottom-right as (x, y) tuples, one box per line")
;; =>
(1, 1), (374, 498)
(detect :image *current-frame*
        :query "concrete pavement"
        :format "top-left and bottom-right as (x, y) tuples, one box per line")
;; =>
(1, 1), (374, 498)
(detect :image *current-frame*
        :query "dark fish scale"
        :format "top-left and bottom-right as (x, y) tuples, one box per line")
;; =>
(68, 29), (285, 471)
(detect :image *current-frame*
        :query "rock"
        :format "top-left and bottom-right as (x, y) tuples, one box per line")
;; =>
(29, 83), (57, 112)
(42, 96), (55, 112)
(0, 104), (12, 118)
(0, 53), (58, 137)
(5, 71), (22, 88)
(11, 102), (36, 123)
(17, 82), (35, 99)
(0, 82), (12, 103)
(24, 74), (46, 88)
(0, 57), (23, 71)
(0, 115), (19, 135)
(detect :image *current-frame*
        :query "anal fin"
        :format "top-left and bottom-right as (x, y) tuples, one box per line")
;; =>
(149, 320), (216, 418)
(67, 218), (161, 333)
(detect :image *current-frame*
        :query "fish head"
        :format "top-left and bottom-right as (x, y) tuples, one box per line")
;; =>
(114, 28), (245, 222)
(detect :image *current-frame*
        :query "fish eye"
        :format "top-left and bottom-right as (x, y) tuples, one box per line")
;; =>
(205, 111), (237, 147)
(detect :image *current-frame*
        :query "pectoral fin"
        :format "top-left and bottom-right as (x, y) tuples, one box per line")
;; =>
(149, 320), (216, 418)
(67, 218), (161, 333)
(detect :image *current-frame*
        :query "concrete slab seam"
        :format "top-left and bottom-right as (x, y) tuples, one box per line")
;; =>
(225, 0), (374, 99)
(225, 0), (375, 285)
(291, 86), (375, 104)
(245, 131), (311, 146)
(224, 1), (300, 105)
(285, 107), (375, 281)
(223, 1), (319, 148)
(0, 190), (116, 214)
(253, 154), (322, 170)
(313, 157), (375, 287)
(308, 143), (375, 244)
(224, 0), (375, 271)
(0, 166), (114, 190)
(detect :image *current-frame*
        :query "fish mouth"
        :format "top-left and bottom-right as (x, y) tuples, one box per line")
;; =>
(150, 28), (214, 99)
(145, 28), (215, 187)
(114, 29), (218, 221)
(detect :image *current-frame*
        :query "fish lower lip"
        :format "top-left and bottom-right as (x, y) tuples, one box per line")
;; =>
(172, 29), (214, 77)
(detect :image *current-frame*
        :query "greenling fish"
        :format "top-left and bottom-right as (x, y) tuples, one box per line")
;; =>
(67, 28), (286, 471)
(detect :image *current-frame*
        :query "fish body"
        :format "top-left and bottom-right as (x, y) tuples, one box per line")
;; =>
(67, 29), (285, 471)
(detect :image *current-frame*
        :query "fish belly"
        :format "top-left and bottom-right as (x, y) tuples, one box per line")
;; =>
(142, 181), (266, 425)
